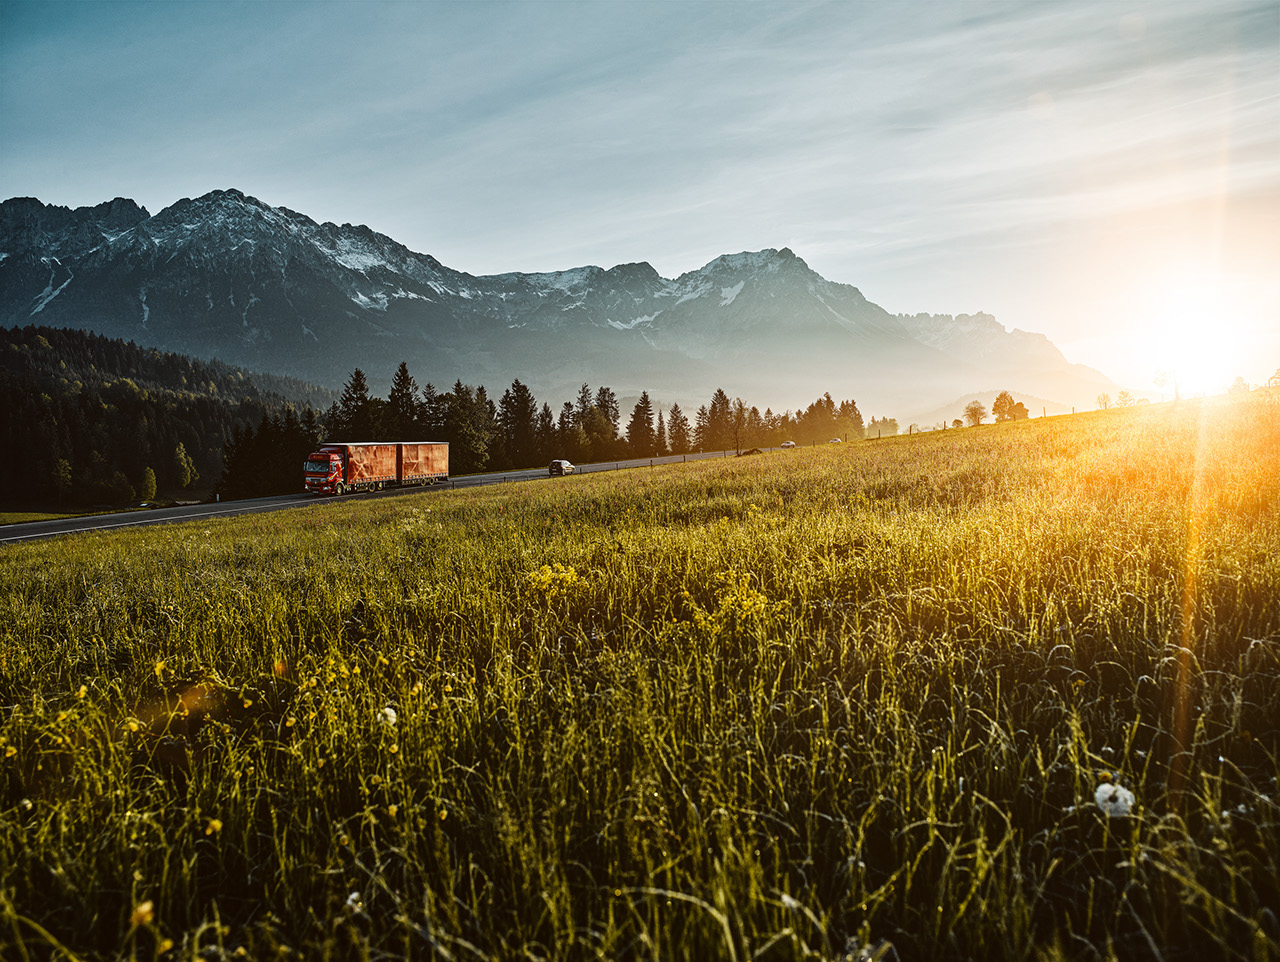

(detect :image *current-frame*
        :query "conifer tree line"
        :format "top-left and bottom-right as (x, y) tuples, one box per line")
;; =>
(0, 325), (334, 507)
(236, 362), (877, 483)
(3, 324), (886, 506)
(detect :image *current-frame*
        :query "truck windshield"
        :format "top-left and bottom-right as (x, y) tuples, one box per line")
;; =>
(304, 460), (333, 473)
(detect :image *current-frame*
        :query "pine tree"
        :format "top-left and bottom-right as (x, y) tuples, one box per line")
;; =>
(536, 403), (556, 463)
(498, 379), (539, 468)
(387, 362), (420, 440)
(626, 391), (656, 457)
(575, 384), (593, 426)
(666, 403), (690, 454)
(337, 368), (373, 438)
(420, 382), (445, 437)
(445, 381), (494, 474)
(594, 386), (620, 438)
(706, 389), (732, 451)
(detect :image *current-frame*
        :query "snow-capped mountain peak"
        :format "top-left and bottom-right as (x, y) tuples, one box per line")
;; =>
(0, 189), (1118, 414)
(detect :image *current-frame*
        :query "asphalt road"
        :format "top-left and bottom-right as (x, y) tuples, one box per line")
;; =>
(0, 448), (771, 546)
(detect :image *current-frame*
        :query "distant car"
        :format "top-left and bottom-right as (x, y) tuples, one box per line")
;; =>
(780, 441), (796, 449)
(829, 438), (842, 443)
(548, 459), (576, 476)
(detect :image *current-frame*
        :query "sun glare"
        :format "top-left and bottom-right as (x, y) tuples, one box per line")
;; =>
(1146, 275), (1243, 397)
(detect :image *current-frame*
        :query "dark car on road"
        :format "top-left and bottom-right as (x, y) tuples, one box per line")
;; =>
(549, 459), (576, 476)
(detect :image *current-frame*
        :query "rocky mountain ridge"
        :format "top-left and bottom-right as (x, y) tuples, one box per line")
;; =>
(0, 189), (1118, 415)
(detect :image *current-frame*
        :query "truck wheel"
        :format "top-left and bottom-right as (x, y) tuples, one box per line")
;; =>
(335, 483), (345, 496)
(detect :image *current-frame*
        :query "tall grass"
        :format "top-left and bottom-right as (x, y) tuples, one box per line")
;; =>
(2, 396), (1278, 960)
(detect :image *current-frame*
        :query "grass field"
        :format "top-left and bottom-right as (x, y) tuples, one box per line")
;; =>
(2, 397), (1278, 961)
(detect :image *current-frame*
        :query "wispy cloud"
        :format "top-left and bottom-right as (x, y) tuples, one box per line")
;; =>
(2, 0), (1275, 385)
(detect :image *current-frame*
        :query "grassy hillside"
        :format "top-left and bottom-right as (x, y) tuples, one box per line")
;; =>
(2, 397), (1277, 961)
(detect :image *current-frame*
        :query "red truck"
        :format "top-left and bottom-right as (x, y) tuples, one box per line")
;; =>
(304, 441), (449, 495)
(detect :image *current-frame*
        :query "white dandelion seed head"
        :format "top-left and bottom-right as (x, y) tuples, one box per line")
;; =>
(380, 707), (397, 726)
(1095, 782), (1135, 817)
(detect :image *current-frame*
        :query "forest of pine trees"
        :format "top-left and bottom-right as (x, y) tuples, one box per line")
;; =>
(4, 325), (885, 507)
(0, 325), (335, 506)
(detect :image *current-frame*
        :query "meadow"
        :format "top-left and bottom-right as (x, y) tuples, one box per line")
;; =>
(2, 397), (1278, 961)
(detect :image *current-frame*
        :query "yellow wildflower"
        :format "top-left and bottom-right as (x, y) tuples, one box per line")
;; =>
(129, 900), (154, 927)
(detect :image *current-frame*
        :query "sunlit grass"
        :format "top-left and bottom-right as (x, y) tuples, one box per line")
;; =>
(2, 396), (1278, 961)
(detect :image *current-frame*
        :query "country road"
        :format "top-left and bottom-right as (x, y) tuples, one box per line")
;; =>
(1, 448), (774, 545)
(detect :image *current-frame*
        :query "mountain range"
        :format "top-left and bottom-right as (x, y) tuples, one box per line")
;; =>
(0, 189), (1118, 418)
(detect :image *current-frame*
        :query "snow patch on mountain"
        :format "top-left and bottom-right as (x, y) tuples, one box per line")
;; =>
(331, 243), (391, 273)
(608, 311), (661, 331)
(30, 257), (73, 313)
(31, 271), (73, 315)
(0, 189), (1120, 415)
(676, 280), (713, 306)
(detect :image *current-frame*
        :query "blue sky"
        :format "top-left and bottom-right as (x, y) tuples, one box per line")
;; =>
(3, 0), (1277, 392)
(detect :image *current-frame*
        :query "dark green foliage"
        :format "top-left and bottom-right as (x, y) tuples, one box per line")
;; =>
(626, 391), (656, 457)
(334, 368), (373, 439)
(218, 409), (321, 500)
(385, 361), (421, 441)
(497, 379), (540, 469)
(5, 329), (896, 511)
(0, 325), (334, 506)
(667, 403), (691, 454)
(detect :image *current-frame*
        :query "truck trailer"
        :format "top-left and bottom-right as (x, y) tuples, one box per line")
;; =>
(304, 441), (449, 495)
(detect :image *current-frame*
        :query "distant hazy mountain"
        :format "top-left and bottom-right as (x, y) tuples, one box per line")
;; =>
(0, 189), (1118, 416)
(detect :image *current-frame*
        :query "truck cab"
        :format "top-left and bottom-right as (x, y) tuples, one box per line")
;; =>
(304, 447), (347, 495)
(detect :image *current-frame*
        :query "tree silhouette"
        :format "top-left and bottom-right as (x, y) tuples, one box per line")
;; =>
(992, 391), (1015, 422)
(626, 391), (656, 456)
(445, 380), (494, 474)
(964, 401), (986, 427)
(336, 368), (373, 438)
(667, 404), (692, 454)
(594, 386), (620, 441)
(386, 362), (421, 440)
(498, 379), (539, 468)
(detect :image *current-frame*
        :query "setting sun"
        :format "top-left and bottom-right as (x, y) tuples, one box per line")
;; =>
(1142, 271), (1267, 397)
